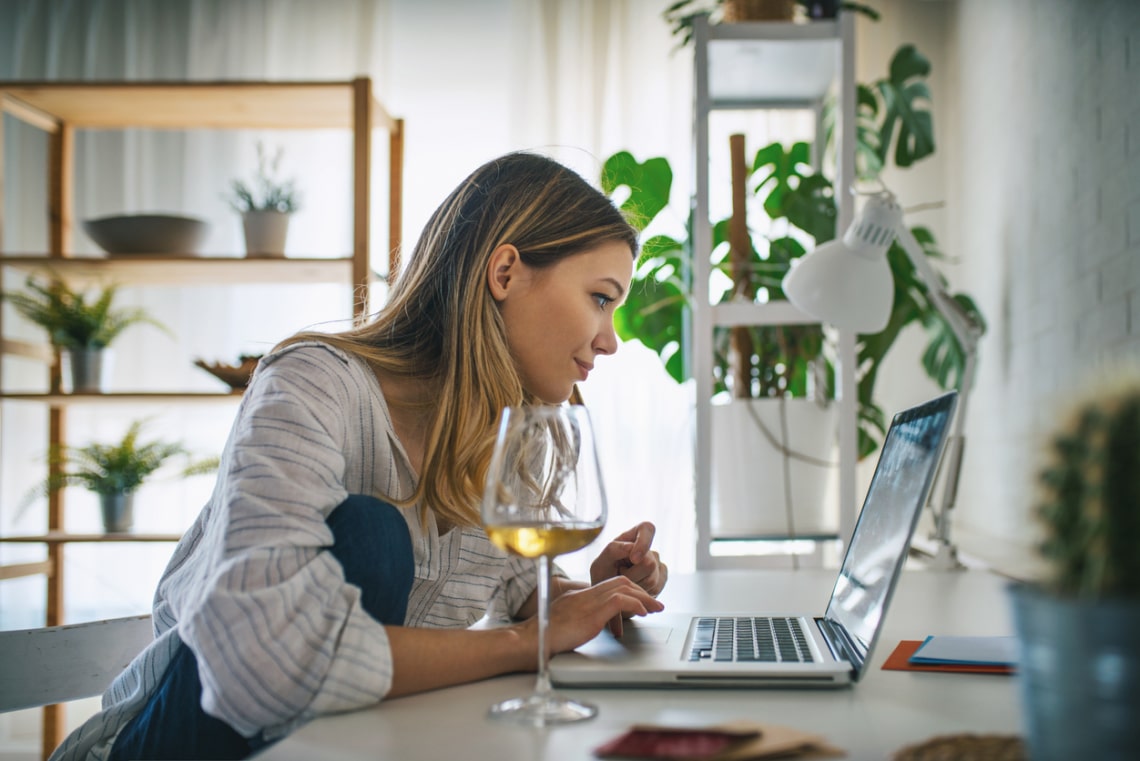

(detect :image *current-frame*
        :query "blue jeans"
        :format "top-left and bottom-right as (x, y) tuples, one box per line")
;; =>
(109, 495), (414, 761)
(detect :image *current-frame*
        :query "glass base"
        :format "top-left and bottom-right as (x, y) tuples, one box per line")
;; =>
(487, 693), (598, 726)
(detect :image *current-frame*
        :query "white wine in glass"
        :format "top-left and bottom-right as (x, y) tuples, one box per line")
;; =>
(482, 404), (607, 725)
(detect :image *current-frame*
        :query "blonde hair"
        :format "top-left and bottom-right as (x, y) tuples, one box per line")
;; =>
(280, 152), (638, 528)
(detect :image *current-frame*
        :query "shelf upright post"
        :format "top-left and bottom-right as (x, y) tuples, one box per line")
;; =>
(834, 10), (857, 548)
(45, 111), (73, 761)
(388, 117), (404, 288)
(692, 14), (715, 570)
(352, 78), (373, 320)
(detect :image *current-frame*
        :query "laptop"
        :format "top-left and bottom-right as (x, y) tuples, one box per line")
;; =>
(550, 390), (958, 689)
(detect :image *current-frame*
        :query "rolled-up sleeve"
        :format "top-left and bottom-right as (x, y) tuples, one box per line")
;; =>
(177, 346), (395, 737)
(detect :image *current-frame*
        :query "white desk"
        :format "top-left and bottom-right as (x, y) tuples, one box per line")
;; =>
(257, 569), (1021, 761)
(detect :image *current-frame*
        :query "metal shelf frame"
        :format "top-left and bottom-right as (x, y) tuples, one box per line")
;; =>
(690, 13), (857, 569)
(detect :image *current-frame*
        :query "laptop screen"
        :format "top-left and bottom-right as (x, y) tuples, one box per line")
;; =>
(823, 391), (957, 667)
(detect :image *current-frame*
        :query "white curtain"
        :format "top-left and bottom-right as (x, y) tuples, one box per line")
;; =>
(0, 0), (698, 630)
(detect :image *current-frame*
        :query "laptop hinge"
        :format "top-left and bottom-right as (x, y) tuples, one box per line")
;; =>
(816, 617), (864, 678)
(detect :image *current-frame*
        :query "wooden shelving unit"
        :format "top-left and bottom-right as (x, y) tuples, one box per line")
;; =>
(0, 255), (378, 287)
(0, 78), (403, 759)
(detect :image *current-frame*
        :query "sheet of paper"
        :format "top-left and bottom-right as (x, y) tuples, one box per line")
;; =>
(909, 635), (1019, 666)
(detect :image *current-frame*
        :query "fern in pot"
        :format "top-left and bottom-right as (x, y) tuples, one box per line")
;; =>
(1008, 370), (1140, 761)
(0, 275), (168, 393)
(29, 419), (218, 533)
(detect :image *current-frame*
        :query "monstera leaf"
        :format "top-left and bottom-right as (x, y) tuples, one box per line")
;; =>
(601, 151), (673, 232)
(875, 44), (935, 168)
(751, 141), (813, 219)
(614, 232), (690, 383)
(780, 174), (838, 244)
(602, 150), (690, 384)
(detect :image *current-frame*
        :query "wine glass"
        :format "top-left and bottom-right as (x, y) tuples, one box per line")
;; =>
(482, 404), (608, 726)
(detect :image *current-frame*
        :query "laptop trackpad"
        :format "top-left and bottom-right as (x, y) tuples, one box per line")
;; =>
(574, 622), (675, 660)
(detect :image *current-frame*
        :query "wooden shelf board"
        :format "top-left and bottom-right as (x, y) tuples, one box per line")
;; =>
(1, 392), (242, 404)
(0, 560), (53, 580)
(1, 80), (397, 131)
(0, 533), (182, 544)
(0, 338), (54, 363)
(0, 255), (381, 286)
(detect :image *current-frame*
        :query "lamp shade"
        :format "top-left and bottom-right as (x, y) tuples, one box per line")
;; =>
(781, 193), (902, 333)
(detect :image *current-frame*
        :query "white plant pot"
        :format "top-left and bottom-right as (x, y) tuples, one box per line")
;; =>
(241, 210), (291, 258)
(63, 347), (113, 393)
(711, 397), (839, 538)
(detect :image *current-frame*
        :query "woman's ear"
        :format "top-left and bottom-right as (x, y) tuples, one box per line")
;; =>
(487, 244), (521, 302)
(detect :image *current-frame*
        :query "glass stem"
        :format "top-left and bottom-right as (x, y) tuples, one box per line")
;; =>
(534, 554), (553, 698)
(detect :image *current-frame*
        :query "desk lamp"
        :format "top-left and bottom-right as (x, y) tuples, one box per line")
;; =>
(781, 188), (983, 570)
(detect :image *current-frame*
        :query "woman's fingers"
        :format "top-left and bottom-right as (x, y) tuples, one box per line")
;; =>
(590, 522), (668, 599)
(545, 577), (664, 653)
(618, 552), (668, 596)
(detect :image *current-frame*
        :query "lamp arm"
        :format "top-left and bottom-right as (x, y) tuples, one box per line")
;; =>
(894, 224), (983, 567)
(894, 225), (982, 353)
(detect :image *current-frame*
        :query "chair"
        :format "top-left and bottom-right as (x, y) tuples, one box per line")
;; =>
(0, 614), (153, 759)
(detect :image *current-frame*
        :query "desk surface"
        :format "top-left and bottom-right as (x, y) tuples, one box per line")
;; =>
(257, 568), (1021, 761)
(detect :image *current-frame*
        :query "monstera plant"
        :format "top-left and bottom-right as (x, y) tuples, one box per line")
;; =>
(603, 44), (985, 458)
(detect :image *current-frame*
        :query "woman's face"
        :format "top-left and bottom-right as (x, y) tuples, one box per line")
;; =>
(492, 240), (634, 404)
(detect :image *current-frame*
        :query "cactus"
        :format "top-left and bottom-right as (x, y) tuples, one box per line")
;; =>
(1035, 376), (1140, 599)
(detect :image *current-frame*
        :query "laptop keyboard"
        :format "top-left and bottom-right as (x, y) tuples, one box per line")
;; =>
(688, 616), (814, 663)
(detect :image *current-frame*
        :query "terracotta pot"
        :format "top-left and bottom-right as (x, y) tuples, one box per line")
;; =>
(722, 0), (795, 22)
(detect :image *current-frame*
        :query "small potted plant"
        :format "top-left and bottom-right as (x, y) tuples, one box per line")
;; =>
(29, 419), (218, 533)
(1008, 370), (1140, 760)
(226, 141), (302, 258)
(664, 0), (880, 47)
(0, 275), (168, 393)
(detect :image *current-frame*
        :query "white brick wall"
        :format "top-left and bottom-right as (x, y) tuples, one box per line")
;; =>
(943, 0), (1140, 573)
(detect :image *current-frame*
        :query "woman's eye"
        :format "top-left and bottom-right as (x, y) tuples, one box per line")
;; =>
(593, 293), (615, 310)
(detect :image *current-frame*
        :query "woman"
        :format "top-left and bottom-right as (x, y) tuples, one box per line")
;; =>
(52, 152), (668, 761)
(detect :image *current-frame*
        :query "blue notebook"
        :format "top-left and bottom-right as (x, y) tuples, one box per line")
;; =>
(909, 635), (1020, 667)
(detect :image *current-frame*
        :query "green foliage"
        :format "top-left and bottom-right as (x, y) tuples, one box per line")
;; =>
(825, 45), (936, 180)
(601, 152), (673, 230)
(227, 142), (301, 214)
(873, 44), (935, 168)
(1, 276), (167, 350)
(663, 1), (881, 48)
(604, 152), (691, 384)
(603, 37), (986, 457)
(38, 419), (218, 497)
(751, 141), (813, 219)
(1035, 379), (1140, 599)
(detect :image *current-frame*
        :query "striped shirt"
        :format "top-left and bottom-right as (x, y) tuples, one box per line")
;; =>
(51, 342), (542, 760)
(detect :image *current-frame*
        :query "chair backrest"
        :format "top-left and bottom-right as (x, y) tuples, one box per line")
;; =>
(0, 614), (154, 713)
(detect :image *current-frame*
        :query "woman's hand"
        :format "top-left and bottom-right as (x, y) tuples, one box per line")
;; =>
(589, 522), (668, 636)
(590, 521), (668, 595)
(539, 576), (664, 658)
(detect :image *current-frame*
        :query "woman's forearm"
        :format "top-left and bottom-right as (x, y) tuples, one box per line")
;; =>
(384, 624), (533, 697)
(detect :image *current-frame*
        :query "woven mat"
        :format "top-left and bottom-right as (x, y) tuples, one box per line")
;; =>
(891, 734), (1026, 761)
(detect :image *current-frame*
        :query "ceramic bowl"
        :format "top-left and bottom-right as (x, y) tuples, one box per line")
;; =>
(193, 355), (262, 391)
(83, 214), (209, 256)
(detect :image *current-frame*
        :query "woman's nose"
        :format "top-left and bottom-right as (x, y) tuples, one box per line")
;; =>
(594, 319), (619, 355)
